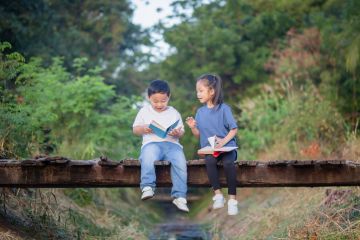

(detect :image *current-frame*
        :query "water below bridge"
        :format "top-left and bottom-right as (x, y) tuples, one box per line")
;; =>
(148, 188), (214, 240)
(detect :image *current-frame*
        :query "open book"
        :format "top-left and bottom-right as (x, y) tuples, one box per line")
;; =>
(149, 119), (180, 139)
(198, 135), (238, 155)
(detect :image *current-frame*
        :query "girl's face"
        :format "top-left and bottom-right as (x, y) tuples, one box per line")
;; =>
(149, 92), (170, 112)
(196, 80), (214, 105)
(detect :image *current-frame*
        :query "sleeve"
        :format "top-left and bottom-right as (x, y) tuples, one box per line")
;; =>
(194, 109), (199, 123)
(224, 105), (238, 130)
(132, 108), (145, 127)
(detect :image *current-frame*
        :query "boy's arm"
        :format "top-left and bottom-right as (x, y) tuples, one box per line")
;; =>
(133, 125), (152, 136)
(168, 128), (184, 138)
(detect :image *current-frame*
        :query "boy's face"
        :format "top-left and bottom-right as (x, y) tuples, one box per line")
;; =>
(149, 92), (170, 112)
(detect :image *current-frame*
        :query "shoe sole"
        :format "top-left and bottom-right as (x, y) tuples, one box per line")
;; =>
(141, 195), (154, 201)
(213, 205), (225, 210)
(172, 201), (189, 212)
(213, 201), (225, 209)
(228, 212), (238, 216)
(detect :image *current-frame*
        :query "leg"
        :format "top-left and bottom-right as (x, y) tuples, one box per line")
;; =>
(164, 143), (187, 198)
(220, 150), (237, 196)
(139, 143), (163, 190)
(205, 155), (221, 191)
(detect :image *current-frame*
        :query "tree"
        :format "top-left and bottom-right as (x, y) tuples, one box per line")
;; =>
(0, 0), (150, 94)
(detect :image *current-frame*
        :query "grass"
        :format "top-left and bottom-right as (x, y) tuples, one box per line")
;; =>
(0, 187), (162, 239)
(194, 132), (360, 239)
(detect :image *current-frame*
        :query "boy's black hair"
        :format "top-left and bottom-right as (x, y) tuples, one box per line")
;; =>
(147, 80), (171, 97)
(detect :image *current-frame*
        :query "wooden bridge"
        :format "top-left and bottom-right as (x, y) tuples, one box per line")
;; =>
(0, 156), (359, 188)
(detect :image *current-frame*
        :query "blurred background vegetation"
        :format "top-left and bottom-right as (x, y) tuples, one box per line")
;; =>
(0, 0), (359, 238)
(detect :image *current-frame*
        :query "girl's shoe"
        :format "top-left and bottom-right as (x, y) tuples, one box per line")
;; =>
(227, 199), (238, 215)
(212, 194), (225, 209)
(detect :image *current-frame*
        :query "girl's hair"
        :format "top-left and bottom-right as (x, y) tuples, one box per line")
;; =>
(197, 74), (223, 106)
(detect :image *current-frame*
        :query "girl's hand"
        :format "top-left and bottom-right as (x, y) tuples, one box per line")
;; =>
(185, 116), (197, 129)
(168, 128), (183, 138)
(215, 137), (226, 148)
(143, 125), (153, 134)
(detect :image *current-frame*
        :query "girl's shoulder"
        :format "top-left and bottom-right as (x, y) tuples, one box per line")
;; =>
(214, 103), (231, 112)
(196, 105), (208, 113)
(220, 103), (232, 111)
(219, 102), (229, 108)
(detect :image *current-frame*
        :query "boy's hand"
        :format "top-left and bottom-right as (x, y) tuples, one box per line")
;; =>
(143, 125), (153, 134)
(215, 137), (226, 149)
(185, 116), (197, 129)
(168, 128), (183, 138)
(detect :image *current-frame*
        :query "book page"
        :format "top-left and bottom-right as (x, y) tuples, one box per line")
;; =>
(208, 136), (216, 149)
(150, 120), (166, 131)
(166, 119), (179, 133)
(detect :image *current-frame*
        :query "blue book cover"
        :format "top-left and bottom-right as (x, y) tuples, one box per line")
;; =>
(149, 119), (180, 138)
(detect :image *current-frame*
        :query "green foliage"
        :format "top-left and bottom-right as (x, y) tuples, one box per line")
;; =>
(67, 209), (113, 238)
(238, 86), (346, 160)
(0, 42), (31, 158)
(161, 0), (296, 97)
(0, 43), (139, 159)
(0, 0), (151, 95)
(151, 0), (358, 157)
(63, 189), (94, 207)
(315, 0), (360, 117)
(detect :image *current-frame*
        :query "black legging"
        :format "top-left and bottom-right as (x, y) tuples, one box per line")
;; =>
(205, 150), (237, 195)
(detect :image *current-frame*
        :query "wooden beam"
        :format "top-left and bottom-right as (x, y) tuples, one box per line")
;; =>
(0, 157), (359, 188)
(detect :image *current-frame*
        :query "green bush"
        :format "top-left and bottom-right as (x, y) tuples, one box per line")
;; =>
(1, 42), (140, 159)
(237, 85), (346, 160)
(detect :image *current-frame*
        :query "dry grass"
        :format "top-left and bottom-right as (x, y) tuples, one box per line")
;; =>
(342, 134), (360, 162)
(0, 231), (22, 240)
(197, 133), (360, 239)
(0, 188), (153, 239)
(197, 187), (360, 240)
(258, 130), (360, 162)
(286, 188), (360, 240)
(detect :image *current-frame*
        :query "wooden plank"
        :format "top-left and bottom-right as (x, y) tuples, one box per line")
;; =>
(0, 158), (359, 188)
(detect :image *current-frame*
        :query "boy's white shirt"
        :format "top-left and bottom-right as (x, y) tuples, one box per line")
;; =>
(133, 104), (184, 148)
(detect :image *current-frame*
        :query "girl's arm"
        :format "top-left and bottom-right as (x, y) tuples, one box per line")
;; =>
(190, 126), (200, 138)
(133, 125), (152, 136)
(185, 117), (200, 138)
(215, 128), (238, 148)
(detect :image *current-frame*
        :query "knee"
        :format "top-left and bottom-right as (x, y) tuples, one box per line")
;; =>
(223, 160), (235, 169)
(205, 156), (217, 167)
(171, 160), (187, 172)
(140, 143), (160, 162)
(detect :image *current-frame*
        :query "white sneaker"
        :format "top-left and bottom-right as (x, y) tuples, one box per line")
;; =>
(141, 186), (154, 200)
(227, 199), (238, 215)
(212, 194), (225, 209)
(172, 197), (189, 212)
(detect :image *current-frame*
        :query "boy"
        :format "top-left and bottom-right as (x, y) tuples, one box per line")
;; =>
(132, 80), (189, 212)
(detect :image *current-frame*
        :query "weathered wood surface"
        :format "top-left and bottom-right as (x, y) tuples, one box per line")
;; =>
(0, 157), (360, 188)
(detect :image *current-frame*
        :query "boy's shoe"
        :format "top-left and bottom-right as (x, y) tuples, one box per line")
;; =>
(141, 186), (154, 200)
(227, 199), (238, 215)
(212, 194), (225, 209)
(172, 197), (189, 212)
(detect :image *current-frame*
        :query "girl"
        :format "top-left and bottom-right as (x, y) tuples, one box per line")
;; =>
(186, 74), (238, 215)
